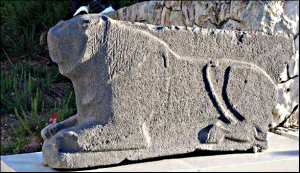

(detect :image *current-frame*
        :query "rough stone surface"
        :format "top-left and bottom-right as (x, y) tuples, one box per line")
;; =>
(42, 14), (294, 169)
(106, 0), (299, 128)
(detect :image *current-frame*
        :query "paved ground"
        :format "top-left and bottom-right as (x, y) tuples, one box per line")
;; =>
(1, 132), (299, 172)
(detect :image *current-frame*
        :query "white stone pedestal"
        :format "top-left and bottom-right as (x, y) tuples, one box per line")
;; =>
(1, 132), (299, 172)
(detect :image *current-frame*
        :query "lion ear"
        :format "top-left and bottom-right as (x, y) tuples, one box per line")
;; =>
(73, 6), (89, 17)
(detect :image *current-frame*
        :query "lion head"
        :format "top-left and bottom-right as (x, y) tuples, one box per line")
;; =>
(47, 14), (108, 77)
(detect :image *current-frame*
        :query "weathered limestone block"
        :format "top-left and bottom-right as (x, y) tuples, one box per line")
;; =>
(106, 0), (299, 128)
(42, 14), (294, 168)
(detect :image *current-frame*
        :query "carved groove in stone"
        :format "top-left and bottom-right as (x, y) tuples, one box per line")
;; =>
(222, 67), (245, 122)
(200, 63), (270, 144)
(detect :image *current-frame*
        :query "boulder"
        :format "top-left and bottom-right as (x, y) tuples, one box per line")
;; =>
(42, 14), (294, 168)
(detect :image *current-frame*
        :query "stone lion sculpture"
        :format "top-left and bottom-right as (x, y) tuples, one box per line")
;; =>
(42, 14), (293, 168)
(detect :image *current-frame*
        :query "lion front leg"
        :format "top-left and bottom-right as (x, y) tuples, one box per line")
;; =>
(41, 114), (79, 140)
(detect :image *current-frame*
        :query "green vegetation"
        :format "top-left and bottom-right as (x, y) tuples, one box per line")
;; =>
(0, 0), (74, 154)
(0, 63), (76, 154)
(0, 0), (69, 61)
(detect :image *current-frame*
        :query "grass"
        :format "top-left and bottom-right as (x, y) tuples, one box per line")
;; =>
(1, 0), (139, 155)
(0, 0), (69, 61)
(1, 63), (76, 117)
(0, 63), (76, 154)
(0, 0), (74, 154)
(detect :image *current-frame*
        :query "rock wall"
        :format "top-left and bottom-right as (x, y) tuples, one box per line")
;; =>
(107, 0), (299, 128)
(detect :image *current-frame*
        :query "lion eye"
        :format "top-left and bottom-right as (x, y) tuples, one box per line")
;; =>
(82, 18), (90, 24)
(81, 18), (90, 29)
